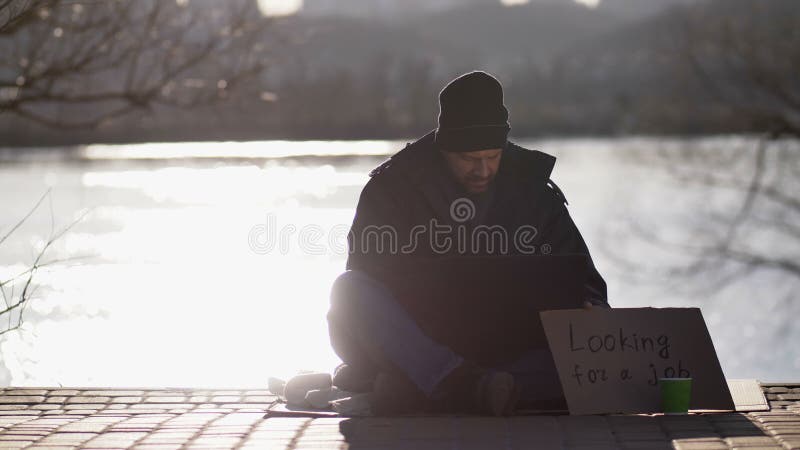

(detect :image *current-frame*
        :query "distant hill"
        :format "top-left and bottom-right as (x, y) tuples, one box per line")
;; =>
(412, 1), (624, 66)
(2, 0), (795, 144)
(596, 0), (697, 20)
(271, 0), (627, 77)
(298, 0), (700, 22)
(299, 0), (496, 20)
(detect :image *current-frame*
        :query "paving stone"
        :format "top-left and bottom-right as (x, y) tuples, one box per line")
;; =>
(17, 417), (76, 425)
(759, 417), (800, 423)
(751, 413), (798, 418)
(618, 442), (673, 449)
(615, 430), (669, 441)
(132, 403), (195, 410)
(0, 429), (50, 437)
(729, 446), (784, 450)
(3, 390), (48, 396)
(145, 391), (192, 397)
(239, 436), (295, 447)
(203, 426), (251, 435)
(186, 408), (234, 414)
(661, 418), (715, 429)
(56, 422), (110, 433)
(111, 396), (144, 403)
(104, 403), (133, 409)
(765, 427), (800, 435)
(249, 430), (306, 440)
(210, 396), (241, 403)
(767, 388), (791, 394)
(37, 432), (98, 444)
(0, 434), (41, 441)
(61, 409), (100, 415)
(98, 408), (168, 415)
(0, 442), (35, 449)
(26, 446), (79, 450)
(672, 437), (729, 449)
(189, 435), (244, 446)
(0, 386), (797, 449)
(213, 412), (263, 424)
(242, 395), (274, 403)
(122, 415), (174, 423)
(563, 445), (620, 450)
(0, 410), (40, 416)
(143, 396), (187, 403)
(62, 403), (107, 410)
(65, 396), (110, 404)
(710, 413), (753, 421)
(140, 436), (195, 445)
(0, 405), (29, 411)
(0, 417), (35, 427)
(83, 390), (145, 397)
(770, 402), (794, 408)
(83, 431), (148, 443)
(669, 431), (722, 440)
(244, 390), (272, 395)
(46, 391), (79, 396)
(714, 417), (762, 426)
(725, 436), (782, 446)
(29, 405), (62, 411)
(0, 396), (45, 404)
(141, 430), (196, 438)
(776, 438), (800, 449)
(132, 445), (184, 450)
(217, 402), (266, 409)
(559, 415), (611, 429)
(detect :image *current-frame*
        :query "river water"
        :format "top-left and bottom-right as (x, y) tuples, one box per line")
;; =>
(0, 136), (797, 387)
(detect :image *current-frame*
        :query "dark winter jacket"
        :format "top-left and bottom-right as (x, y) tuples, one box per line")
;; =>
(345, 129), (608, 363)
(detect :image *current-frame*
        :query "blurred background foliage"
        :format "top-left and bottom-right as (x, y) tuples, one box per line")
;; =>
(1, 0), (798, 145)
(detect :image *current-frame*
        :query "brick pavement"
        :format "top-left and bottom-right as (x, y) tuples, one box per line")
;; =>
(0, 384), (798, 449)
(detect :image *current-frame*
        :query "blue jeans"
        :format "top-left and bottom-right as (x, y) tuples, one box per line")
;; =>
(327, 270), (565, 405)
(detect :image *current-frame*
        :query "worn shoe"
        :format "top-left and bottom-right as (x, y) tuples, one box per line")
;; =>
(477, 370), (517, 416)
(433, 362), (518, 416)
(371, 372), (430, 415)
(332, 363), (377, 393)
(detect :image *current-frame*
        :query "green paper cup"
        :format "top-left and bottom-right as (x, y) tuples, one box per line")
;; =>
(660, 378), (692, 414)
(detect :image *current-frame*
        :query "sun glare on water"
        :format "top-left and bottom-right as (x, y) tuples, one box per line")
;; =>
(257, 0), (303, 16)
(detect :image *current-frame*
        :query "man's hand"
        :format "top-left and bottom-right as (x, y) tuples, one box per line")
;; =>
(583, 300), (594, 310)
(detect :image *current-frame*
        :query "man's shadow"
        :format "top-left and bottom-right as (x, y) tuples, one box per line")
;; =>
(337, 413), (770, 449)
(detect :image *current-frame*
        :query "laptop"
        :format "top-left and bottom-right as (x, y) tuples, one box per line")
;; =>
(381, 254), (589, 366)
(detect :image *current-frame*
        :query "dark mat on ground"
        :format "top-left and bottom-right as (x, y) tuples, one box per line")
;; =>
(263, 400), (568, 418)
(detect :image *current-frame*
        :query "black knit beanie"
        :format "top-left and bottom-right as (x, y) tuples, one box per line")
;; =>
(434, 71), (511, 153)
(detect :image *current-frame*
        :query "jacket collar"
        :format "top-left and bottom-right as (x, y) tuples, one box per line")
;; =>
(389, 129), (556, 190)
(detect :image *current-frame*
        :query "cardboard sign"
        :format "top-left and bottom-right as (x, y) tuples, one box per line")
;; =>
(540, 307), (734, 415)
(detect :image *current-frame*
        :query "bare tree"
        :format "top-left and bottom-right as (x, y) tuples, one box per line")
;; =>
(1, 190), (88, 337)
(609, 139), (800, 293)
(0, 0), (274, 129)
(679, 0), (800, 137)
(609, 0), (800, 296)
(0, 0), (47, 32)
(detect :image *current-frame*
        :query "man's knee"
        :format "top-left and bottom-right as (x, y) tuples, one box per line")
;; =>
(329, 269), (385, 314)
(330, 270), (361, 313)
